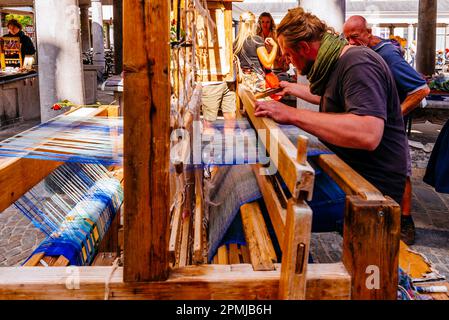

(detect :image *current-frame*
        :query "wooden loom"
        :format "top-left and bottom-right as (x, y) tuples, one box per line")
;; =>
(0, 0), (446, 301)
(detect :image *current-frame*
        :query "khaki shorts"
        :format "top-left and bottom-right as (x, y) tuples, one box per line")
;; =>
(202, 82), (236, 122)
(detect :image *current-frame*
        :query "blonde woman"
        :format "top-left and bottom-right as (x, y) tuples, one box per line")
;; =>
(234, 11), (278, 78)
(257, 12), (289, 73)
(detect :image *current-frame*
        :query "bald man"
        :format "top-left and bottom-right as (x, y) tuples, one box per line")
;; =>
(344, 15), (431, 245)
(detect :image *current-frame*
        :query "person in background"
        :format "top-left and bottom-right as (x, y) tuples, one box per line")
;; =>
(256, 12), (289, 73)
(343, 15), (430, 245)
(234, 11), (278, 92)
(3, 19), (36, 63)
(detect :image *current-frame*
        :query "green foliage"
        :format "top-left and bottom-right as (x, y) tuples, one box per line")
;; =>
(5, 14), (34, 29)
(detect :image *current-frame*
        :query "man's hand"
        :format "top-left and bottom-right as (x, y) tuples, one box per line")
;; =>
(275, 80), (294, 97)
(254, 100), (294, 125)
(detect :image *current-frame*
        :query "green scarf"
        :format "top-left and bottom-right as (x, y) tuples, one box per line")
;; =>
(307, 32), (348, 96)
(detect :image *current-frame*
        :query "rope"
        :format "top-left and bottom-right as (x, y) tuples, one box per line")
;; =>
(104, 254), (122, 300)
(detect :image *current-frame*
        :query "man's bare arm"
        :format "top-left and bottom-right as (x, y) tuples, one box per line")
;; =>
(401, 86), (430, 115)
(278, 81), (321, 105)
(255, 100), (384, 151)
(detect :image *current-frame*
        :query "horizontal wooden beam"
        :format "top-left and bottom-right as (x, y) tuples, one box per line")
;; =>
(238, 86), (315, 200)
(317, 154), (385, 201)
(0, 263), (351, 300)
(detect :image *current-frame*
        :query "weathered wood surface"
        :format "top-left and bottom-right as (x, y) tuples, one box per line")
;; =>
(0, 263), (350, 300)
(279, 200), (313, 300)
(252, 164), (286, 246)
(241, 202), (277, 271)
(123, 0), (171, 281)
(342, 195), (401, 300)
(317, 154), (385, 201)
(238, 86), (315, 200)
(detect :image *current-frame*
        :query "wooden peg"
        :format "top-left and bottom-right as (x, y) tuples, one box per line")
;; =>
(297, 135), (309, 165)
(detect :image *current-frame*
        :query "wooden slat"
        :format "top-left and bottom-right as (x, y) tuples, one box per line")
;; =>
(252, 164), (286, 247)
(169, 190), (183, 264)
(178, 212), (191, 267)
(23, 253), (45, 267)
(279, 200), (312, 300)
(240, 245), (251, 264)
(92, 253), (119, 266)
(217, 246), (229, 265)
(0, 263), (350, 300)
(123, 0), (171, 282)
(317, 154), (385, 201)
(240, 202), (276, 271)
(238, 86), (315, 200)
(193, 170), (205, 264)
(342, 195), (401, 300)
(228, 243), (241, 264)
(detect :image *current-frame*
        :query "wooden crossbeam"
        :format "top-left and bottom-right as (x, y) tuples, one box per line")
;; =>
(317, 154), (385, 201)
(238, 86), (315, 200)
(0, 263), (351, 300)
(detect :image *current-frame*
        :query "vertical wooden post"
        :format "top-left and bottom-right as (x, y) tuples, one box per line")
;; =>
(416, 0), (437, 76)
(279, 199), (312, 299)
(123, 0), (170, 282)
(113, 0), (123, 74)
(342, 196), (401, 300)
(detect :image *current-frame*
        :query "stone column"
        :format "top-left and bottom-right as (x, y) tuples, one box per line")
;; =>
(445, 24), (449, 52)
(407, 24), (415, 45)
(416, 0), (437, 76)
(299, 0), (346, 32)
(105, 22), (111, 49)
(35, 0), (86, 122)
(91, 0), (105, 70)
(389, 25), (395, 37)
(113, 0), (123, 74)
(80, 4), (91, 52)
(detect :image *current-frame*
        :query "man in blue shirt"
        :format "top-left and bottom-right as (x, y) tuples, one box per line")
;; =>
(344, 15), (431, 245)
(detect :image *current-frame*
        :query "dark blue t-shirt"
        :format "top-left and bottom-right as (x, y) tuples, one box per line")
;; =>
(372, 39), (427, 103)
(321, 47), (408, 205)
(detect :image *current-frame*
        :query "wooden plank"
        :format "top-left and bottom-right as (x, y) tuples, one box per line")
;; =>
(252, 164), (286, 247)
(193, 170), (204, 264)
(238, 86), (315, 200)
(178, 212), (191, 267)
(342, 195), (401, 300)
(169, 189), (183, 264)
(23, 253), (45, 267)
(123, 0), (171, 282)
(240, 202), (276, 271)
(240, 245), (251, 264)
(217, 246), (229, 265)
(279, 200), (312, 300)
(317, 154), (385, 201)
(228, 243), (241, 264)
(0, 263), (350, 300)
(52, 256), (70, 267)
(93, 253), (119, 266)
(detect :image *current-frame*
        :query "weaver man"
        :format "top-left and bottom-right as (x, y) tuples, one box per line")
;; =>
(255, 8), (408, 227)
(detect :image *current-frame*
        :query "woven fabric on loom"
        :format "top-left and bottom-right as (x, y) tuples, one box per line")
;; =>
(16, 162), (123, 266)
(205, 165), (262, 262)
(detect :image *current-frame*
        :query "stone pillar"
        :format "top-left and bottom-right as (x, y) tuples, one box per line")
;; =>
(389, 25), (395, 37)
(113, 0), (123, 74)
(105, 22), (112, 49)
(35, 0), (86, 122)
(80, 4), (91, 52)
(445, 24), (449, 52)
(408, 24), (415, 45)
(299, 0), (346, 32)
(416, 0), (437, 76)
(91, 0), (105, 70)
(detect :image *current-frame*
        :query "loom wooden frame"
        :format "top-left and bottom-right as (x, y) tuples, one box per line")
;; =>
(0, 0), (399, 300)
